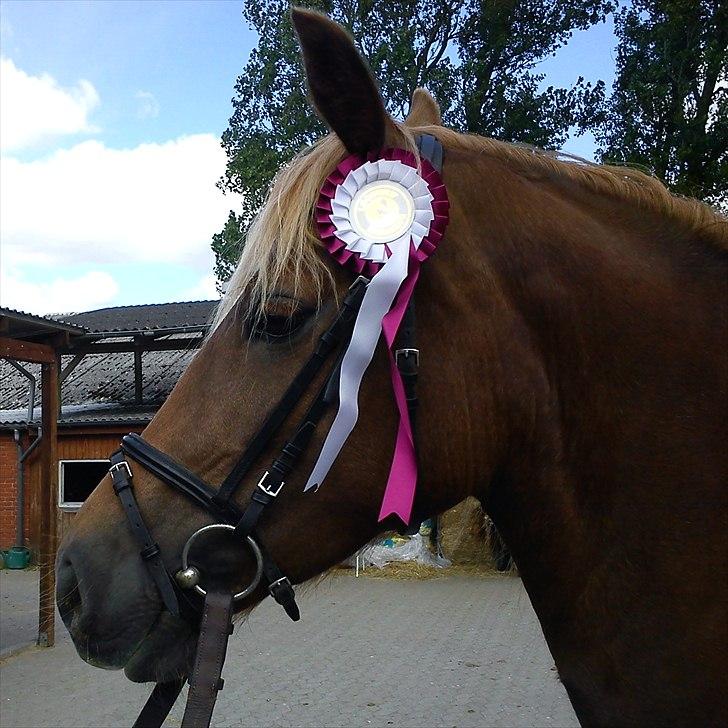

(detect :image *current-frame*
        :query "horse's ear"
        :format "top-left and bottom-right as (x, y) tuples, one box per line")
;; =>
(291, 7), (386, 154)
(405, 88), (442, 127)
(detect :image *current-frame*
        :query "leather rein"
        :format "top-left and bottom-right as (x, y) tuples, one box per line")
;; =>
(107, 135), (441, 728)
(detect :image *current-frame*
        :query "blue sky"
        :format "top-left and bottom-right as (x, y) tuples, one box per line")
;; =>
(2, 0), (254, 154)
(0, 1), (617, 315)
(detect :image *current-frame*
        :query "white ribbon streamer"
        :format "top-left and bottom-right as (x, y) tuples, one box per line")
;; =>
(304, 238), (410, 491)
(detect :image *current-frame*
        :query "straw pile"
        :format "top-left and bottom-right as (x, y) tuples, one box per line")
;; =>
(342, 497), (512, 579)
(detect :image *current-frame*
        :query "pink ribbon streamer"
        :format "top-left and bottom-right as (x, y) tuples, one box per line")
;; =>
(378, 242), (421, 523)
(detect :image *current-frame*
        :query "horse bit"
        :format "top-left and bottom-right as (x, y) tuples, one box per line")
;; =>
(107, 135), (442, 728)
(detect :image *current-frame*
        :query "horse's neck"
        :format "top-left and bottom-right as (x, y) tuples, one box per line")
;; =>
(456, 163), (727, 724)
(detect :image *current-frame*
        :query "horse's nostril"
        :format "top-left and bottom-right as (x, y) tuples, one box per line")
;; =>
(56, 555), (82, 627)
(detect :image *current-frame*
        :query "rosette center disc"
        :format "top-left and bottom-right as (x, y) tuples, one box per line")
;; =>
(349, 180), (415, 244)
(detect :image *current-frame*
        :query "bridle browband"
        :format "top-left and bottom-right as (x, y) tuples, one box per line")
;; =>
(107, 135), (442, 728)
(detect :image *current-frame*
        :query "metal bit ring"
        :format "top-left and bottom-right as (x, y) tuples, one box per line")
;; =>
(179, 523), (264, 602)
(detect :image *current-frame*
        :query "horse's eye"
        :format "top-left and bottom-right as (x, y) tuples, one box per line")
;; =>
(247, 297), (313, 343)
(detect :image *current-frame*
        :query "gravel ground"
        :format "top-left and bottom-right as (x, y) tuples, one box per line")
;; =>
(0, 569), (578, 728)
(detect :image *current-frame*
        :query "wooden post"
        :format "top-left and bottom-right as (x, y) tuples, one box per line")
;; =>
(38, 355), (59, 647)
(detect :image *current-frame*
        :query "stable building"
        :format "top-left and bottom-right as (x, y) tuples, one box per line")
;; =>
(0, 301), (215, 560)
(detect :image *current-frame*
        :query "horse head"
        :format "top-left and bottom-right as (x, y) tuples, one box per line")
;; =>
(55, 9), (496, 684)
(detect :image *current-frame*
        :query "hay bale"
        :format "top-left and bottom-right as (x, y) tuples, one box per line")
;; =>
(439, 497), (495, 568)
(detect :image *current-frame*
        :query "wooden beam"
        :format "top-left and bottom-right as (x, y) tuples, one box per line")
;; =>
(38, 355), (59, 648)
(66, 337), (204, 355)
(60, 353), (85, 383)
(0, 336), (55, 363)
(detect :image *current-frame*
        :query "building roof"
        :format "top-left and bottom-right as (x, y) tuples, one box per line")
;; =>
(0, 307), (88, 341)
(54, 300), (217, 335)
(0, 300), (218, 429)
(0, 403), (158, 429)
(0, 346), (197, 428)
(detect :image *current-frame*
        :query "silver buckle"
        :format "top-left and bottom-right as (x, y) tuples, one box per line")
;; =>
(109, 461), (132, 478)
(395, 348), (419, 367)
(257, 471), (284, 498)
(349, 275), (369, 290)
(268, 576), (290, 595)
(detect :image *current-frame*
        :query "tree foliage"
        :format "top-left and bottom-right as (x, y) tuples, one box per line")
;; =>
(456, 0), (610, 145)
(594, 0), (727, 205)
(213, 0), (613, 282)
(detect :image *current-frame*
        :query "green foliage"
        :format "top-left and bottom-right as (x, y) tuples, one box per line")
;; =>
(594, 0), (727, 206)
(457, 0), (610, 145)
(213, 0), (613, 281)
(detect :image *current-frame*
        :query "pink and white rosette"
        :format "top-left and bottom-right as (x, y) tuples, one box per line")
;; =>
(305, 148), (449, 524)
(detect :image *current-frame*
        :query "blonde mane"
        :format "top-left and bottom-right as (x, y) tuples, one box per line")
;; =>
(214, 122), (727, 332)
(212, 123), (420, 331)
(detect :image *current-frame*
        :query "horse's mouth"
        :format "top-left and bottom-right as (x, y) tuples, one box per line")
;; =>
(66, 606), (196, 683)
(122, 611), (198, 683)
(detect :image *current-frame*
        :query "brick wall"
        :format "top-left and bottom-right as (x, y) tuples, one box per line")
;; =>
(0, 428), (142, 552)
(0, 431), (32, 549)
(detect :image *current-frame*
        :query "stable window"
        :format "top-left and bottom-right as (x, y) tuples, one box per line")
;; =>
(58, 460), (109, 509)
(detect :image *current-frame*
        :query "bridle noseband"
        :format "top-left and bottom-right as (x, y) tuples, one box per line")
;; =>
(106, 135), (442, 728)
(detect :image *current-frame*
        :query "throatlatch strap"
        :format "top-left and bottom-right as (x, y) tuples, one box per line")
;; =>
(109, 452), (181, 618)
(181, 591), (235, 728)
(396, 301), (419, 432)
(132, 679), (185, 728)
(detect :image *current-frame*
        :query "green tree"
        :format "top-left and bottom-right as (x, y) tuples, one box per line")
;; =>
(214, 0), (612, 282)
(594, 0), (727, 206)
(457, 0), (611, 146)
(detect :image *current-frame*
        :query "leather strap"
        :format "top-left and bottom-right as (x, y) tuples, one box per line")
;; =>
(132, 679), (184, 728)
(395, 300), (421, 536)
(396, 301), (419, 431)
(121, 434), (234, 522)
(109, 453), (182, 618)
(260, 542), (300, 621)
(234, 349), (345, 540)
(181, 590), (235, 728)
(214, 275), (367, 505)
(417, 133), (443, 172)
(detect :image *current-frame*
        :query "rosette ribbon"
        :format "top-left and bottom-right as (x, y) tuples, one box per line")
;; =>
(304, 148), (449, 524)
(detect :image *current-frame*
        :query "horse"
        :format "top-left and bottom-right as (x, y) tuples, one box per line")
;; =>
(56, 8), (727, 726)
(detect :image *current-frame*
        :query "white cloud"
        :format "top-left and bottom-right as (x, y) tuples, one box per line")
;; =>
(1, 134), (242, 270)
(0, 57), (99, 152)
(184, 273), (221, 301)
(136, 90), (160, 120)
(0, 268), (120, 314)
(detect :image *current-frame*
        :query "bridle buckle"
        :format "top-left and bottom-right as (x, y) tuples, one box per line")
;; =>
(109, 460), (132, 479)
(257, 471), (284, 498)
(395, 348), (419, 367)
(268, 575), (291, 596)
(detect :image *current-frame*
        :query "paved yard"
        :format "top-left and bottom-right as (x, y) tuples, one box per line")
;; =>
(0, 569), (578, 728)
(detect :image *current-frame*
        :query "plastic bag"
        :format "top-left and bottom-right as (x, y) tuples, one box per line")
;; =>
(353, 533), (451, 569)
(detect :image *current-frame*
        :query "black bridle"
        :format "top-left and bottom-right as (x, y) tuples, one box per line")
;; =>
(106, 135), (441, 728)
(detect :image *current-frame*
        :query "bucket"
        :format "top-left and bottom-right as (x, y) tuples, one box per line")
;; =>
(5, 546), (31, 569)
